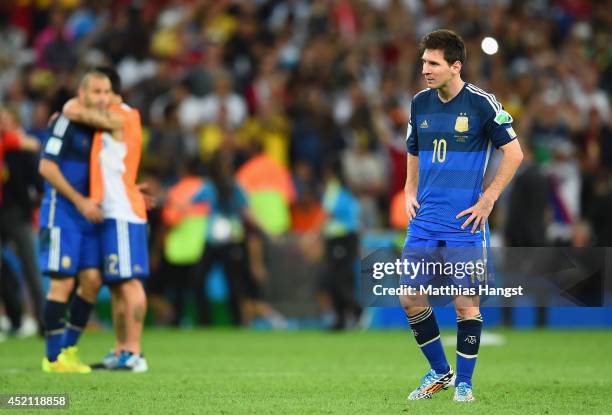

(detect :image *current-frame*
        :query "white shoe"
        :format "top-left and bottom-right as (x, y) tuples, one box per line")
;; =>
(115, 351), (148, 373)
(453, 382), (475, 402)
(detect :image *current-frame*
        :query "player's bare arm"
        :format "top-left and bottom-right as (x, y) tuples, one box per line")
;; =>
(14, 130), (41, 152)
(39, 158), (103, 223)
(404, 153), (420, 221)
(19, 136), (41, 152)
(62, 97), (124, 140)
(456, 139), (523, 233)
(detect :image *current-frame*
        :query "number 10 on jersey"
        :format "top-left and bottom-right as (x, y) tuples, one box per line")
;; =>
(432, 138), (447, 163)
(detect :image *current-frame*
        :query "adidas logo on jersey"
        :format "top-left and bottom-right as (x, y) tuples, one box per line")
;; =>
(420, 120), (428, 128)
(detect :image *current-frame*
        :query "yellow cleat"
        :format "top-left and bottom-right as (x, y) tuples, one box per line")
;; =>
(42, 358), (72, 373)
(57, 346), (92, 373)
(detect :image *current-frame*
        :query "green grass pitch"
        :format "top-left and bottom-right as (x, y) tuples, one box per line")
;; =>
(2, 329), (611, 414)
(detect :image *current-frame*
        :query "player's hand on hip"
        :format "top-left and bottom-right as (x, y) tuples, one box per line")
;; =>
(404, 191), (420, 221)
(77, 197), (104, 223)
(456, 195), (494, 234)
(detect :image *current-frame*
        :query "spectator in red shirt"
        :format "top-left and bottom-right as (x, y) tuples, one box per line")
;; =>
(0, 107), (39, 204)
(0, 106), (42, 336)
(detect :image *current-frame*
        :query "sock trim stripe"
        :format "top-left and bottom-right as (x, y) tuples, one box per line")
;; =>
(45, 328), (65, 336)
(418, 334), (441, 348)
(409, 307), (433, 324)
(457, 313), (482, 318)
(456, 351), (478, 359)
(65, 323), (84, 332)
(410, 312), (432, 325)
(457, 314), (483, 322)
(408, 307), (432, 323)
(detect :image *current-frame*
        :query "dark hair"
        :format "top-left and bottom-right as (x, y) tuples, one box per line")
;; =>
(419, 29), (466, 65)
(93, 65), (121, 94)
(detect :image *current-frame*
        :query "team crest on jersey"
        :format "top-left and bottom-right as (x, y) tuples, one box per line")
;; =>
(61, 255), (72, 269)
(455, 113), (469, 133)
(134, 264), (142, 273)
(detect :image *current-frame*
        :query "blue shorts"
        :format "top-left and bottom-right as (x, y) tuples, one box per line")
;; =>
(399, 234), (493, 291)
(39, 225), (101, 277)
(100, 219), (149, 283)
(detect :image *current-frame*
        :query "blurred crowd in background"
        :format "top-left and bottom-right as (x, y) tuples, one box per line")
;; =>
(0, 0), (610, 332)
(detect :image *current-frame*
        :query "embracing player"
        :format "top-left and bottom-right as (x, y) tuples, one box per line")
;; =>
(63, 66), (149, 372)
(39, 69), (113, 373)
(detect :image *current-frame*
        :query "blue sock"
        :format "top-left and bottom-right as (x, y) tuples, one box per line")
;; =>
(408, 307), (450, 374)
(456, 314), (483, 387)
(63, 295), (93, 348)
(43, 300), (68, 362)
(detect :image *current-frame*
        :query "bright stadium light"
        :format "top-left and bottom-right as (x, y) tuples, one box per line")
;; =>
(481, 37), (499, 55)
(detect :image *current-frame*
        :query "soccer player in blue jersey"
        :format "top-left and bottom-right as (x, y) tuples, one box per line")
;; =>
(38, 70), (120, 373)
(62, 66), (150, 372)
(401, 30), (523, 401)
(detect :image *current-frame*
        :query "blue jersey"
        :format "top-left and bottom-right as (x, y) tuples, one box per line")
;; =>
(39, 115), (96, 230)
(406, 83), (517, 241)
